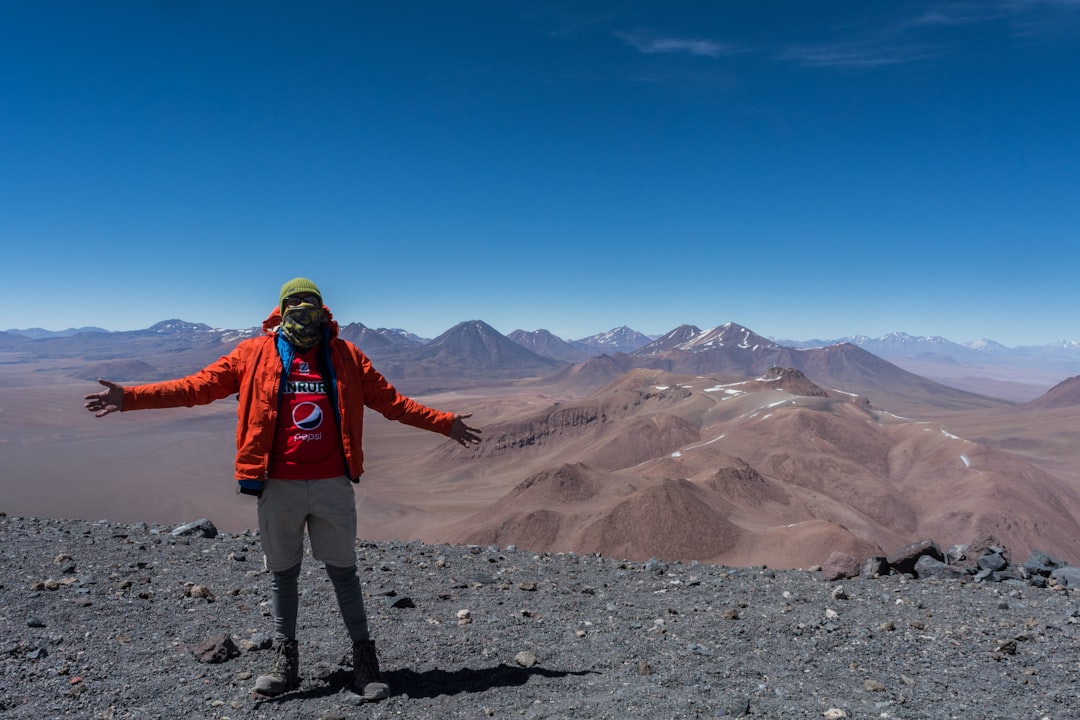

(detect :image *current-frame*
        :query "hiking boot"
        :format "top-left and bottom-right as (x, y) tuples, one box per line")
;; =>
(254, 639), (299, 695)
(351, 639), (390, 701)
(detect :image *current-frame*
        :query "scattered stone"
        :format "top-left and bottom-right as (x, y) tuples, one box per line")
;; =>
(724, 698), (751, 717)
(192, 634), (240, 664)
(968, 535), (1008, 558)
(1023, 550), (1065, 576)
(249, 632), (273, 650)
(946, 544), (968, 563)
(994, 639), (1018, 656)
(822, 552), (860, 581)
(644, 558), (668, 574)
(514, 651), (537, 668)
(887, 540), (943, 576)
(170, 519), (218, 539)
(977, 549), (1009, 572)
(185, 584), (215, 601)
(1050, 566), (1080, 588)
(914, 555), (972, 580)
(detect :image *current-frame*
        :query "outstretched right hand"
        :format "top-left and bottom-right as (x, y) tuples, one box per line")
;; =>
(84, 379), (124, 417)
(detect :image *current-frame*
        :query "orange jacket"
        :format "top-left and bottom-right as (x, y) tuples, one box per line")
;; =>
(122, 307), (455, 483)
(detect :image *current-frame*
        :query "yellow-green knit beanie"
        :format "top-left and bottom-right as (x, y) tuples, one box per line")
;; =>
(279, 277), (322, 312)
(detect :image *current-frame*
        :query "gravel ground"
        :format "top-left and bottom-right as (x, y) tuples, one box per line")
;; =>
(3, 513), (1080, 720)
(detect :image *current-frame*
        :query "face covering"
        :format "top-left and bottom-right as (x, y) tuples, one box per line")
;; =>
(280, 302), (324, 350)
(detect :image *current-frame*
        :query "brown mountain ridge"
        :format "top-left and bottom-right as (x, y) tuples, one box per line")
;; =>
(418, 368), (1080, 569)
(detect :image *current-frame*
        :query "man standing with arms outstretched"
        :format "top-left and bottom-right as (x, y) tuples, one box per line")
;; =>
(84, 277), (482, 700)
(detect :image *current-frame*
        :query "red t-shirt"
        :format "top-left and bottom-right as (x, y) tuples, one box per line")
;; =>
(269, 347), (345, 480)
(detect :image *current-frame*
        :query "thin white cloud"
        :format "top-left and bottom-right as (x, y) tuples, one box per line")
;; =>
(609, 2), (1076, 72)
(906, 0), (1080, 28)
(909, 3), (1017, 28)
(616, 31), (739, 59)
(780, 0), (1078, 69)
(780, 41), (939, 69)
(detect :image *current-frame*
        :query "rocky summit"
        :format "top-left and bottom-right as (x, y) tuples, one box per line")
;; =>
(3, 513), (1080, 719)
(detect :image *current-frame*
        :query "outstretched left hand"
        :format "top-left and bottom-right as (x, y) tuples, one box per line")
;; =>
(449, 414), (482, 447)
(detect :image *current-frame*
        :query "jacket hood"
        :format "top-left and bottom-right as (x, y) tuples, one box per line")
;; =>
(261, 305), (340, 339)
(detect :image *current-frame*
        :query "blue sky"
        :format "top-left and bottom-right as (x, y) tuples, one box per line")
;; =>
(3, 1), (1079, 346)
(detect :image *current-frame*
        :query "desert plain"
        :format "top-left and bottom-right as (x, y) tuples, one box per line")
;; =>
(0, 358), (575, 541)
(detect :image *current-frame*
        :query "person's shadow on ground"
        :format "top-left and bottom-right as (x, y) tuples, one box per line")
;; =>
(255, 663), (597, 704)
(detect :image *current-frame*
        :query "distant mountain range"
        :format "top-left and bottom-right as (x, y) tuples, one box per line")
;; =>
(8, 323), (1079, 359)
(506, 325), (653, 363)
(4, 320), (1079, 407)
(777, 331), (1080, 362)
(774, 331), (1080, 401)
(4, 326), (108, 339)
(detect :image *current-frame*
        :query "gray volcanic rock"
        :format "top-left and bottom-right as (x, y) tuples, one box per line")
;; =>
(3, 513), (1080, 719)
